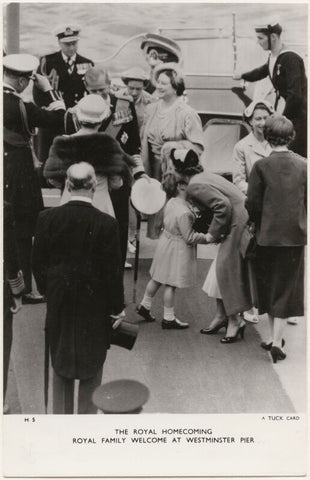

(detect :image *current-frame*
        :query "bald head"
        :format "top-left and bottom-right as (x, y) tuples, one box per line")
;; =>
(66, 162), (97, 196)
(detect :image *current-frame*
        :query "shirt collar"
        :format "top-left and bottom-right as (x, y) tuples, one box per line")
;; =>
(69, 196), (92, 204)
(61, 52), (77, 63)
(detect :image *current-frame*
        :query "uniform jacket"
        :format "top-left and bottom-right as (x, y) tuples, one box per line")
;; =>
(232, 132), (272, 195)
(241, 51), (307, 121)
(187, 171), (252, 316)
(33, 51), (94, 108)
(64, 93), (141, 156)
(3, 85), (65, 237)
(246, 150), (307, 246)
(32, 200), (124, 379)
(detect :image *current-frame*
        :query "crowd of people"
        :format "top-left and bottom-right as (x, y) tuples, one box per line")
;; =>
(3, 19), (307, 414)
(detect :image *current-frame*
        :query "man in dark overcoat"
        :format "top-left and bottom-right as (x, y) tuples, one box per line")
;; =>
(64, 66), (145, 269)
(32, 162), (124, 414)
(3, 54), (65, 303)
(33, 24), (94, 165)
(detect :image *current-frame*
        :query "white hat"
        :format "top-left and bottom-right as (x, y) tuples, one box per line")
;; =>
(131, 178), (166, 215)
(121, 67), (149, 85)
(3, 54), (39, 76)
(75, 94), (110, 123)
(244, 99), (275, 119)
(54, 24), (80, 42)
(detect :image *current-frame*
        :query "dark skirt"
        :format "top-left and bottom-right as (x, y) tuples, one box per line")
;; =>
(252, 246), (305, 318)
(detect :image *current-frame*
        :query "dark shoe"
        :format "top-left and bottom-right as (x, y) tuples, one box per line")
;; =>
(136, 304), (156, 322)
(261, 339), (285, 351)
(270, 346), (286, 364)
(200, 319), (228, 335)
(162, 318), (189, 330)
(22, 293), (46, 304)
(220, 324), (245, 344)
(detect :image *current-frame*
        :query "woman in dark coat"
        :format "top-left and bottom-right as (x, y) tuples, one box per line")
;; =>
(246, 115), (307, 363)
(168, 149), (253, 343)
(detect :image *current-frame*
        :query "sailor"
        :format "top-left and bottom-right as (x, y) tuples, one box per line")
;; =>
(3, 53), (65, 304)
(33, 24), (94, 165)
(121, 67), (155, 134)
(140, 33), (182, 94)
(64, 65), (146, 270)
(233, 20), (307, 157)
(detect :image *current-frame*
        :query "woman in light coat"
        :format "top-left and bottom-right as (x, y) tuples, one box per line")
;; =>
(232, 100), (274, 195)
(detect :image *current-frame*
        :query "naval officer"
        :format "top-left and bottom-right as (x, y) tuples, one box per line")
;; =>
(33, 24), (94, 165)
(3, 54), (65, 303)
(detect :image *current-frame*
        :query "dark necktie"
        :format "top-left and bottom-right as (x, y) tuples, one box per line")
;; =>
(66, 58), (74, 75)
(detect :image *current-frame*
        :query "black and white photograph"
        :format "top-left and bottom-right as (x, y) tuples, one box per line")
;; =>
(2, 0), (308, 477)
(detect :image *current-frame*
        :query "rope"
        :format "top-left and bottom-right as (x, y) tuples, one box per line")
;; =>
(94, 32), (148, 64)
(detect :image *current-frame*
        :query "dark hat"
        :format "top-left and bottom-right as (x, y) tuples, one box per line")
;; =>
(141, 33), (182, 62)
(92, 380), (150, 414)
(110, 321), (139, 350)
(255, 20), (282, 35)
(170, 148), (200, 172)
(54, 24), (80, 42)
(3, 54), (39, 77)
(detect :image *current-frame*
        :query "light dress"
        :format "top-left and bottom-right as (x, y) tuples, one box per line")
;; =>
(60, 174), (115, 217)
(150, 197), (207, 288)
(202, 245), (222, 299)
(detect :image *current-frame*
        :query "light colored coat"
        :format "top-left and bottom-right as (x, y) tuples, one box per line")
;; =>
(232, 132), (272, 195)
(187, 171), (252, 316)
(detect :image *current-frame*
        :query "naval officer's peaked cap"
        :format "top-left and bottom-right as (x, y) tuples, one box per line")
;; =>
(54, 24), (81, 42)
(3, 54), (39, 76)
(141, 33), (182, 61)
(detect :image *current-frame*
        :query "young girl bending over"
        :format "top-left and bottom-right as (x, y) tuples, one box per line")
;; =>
(136, 173), (211, 329)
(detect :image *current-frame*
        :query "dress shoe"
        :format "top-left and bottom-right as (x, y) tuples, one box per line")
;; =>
(128, 240), (136, 254)
(261, 339), (285, 351)
(220, 324), (245, 344)
(270, 346), (286, 364)
(136, 304), (156, 322)
(162, 318), (189, 330)
(124, 261), (133, 269)
(200, 319), (228, 335)
(22, 293), (46, 304)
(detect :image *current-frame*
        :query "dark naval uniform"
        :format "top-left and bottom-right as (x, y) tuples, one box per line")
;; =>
(3, 84), (65, 292)
(241, 51), (307, 157)
(64, 92), (142, 267)
(33, 51), (93, 164)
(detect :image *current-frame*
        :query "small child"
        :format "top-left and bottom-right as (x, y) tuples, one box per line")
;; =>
(136, 173), (209, 329)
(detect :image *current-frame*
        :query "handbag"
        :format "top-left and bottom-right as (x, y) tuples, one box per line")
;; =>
(239, 222), (257, 259)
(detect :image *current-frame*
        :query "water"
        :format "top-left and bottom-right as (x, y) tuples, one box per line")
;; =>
(3, 2), (308, 75)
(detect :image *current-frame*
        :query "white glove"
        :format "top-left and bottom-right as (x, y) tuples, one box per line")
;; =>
(33, 73), (52, 92)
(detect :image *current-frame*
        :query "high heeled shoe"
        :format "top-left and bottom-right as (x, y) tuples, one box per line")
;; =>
(220, 324), (245, 344)
(261, 339), (285, 351)
(200, 319), (228, 335)
(270, 346), (286, 364)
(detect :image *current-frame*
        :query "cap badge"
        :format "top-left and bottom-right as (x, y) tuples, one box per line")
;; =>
(65, 27), (74, 36)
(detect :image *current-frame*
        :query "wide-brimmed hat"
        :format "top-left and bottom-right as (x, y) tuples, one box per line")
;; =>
(3, 54), (39, 77)
(54, 24), (80, 43)
(131, 178), (166, 215)
(244, 99), (275, 119)
(141, 33), (182, 62)
(84, 66), (111, 90)
(153, 62), (183, 82)
(75, 94), (110, 123)
(121, 67), (149, 85)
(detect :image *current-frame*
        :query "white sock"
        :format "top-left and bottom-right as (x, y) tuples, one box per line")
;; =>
(164, 306), (175, 321)
(141, 294), (152, 310)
